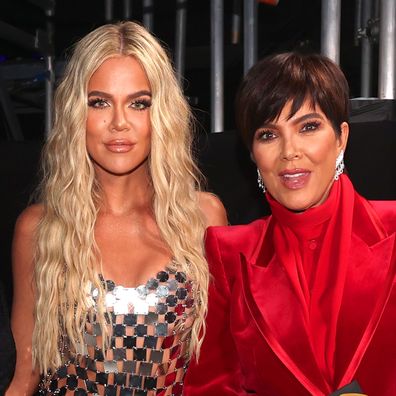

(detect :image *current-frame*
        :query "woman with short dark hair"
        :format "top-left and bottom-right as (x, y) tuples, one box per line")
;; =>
(185, 52), (396, 396)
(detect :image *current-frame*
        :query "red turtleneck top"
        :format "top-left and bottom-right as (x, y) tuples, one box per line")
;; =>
(185, 175), (396, 396)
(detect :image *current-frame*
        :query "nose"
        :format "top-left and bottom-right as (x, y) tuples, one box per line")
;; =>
(110, 104), (129, 131)
(281, 135), (301, 161)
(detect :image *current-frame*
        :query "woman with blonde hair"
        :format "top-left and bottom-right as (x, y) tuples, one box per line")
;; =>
(7, 21), (226, 395)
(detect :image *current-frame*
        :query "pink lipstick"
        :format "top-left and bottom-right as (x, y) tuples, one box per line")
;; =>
(104, 139), (135, 153)
(279, 168), (311, 189)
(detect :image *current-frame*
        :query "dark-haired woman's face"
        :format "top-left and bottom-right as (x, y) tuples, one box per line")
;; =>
(252, 100), (348, 212)
(86, 55), (152, 178)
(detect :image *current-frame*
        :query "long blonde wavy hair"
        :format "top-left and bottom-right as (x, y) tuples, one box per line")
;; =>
(32, 21), (209, 373)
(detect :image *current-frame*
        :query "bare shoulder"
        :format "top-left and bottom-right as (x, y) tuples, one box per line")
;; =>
(197, 192), (228, 227)
(14, 203), (43, 236)
(12, 203), (44, 270)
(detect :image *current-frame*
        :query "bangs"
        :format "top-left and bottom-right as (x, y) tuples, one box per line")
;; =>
(236, 52), (349, 148)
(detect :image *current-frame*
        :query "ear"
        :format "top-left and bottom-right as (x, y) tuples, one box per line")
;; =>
(338, 122), (349, 152)
(250, 151), (256, 163)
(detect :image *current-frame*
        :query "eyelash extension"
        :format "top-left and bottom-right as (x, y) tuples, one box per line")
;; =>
(87, 98), (106, 107)
(132, 98), (152, 110)
(256, 129), (276, 141)
(87, 97), (152, 109)
(302, 121), (321, 131)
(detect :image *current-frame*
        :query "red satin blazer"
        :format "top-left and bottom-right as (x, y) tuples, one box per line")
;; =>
(184, 178), (396, 396)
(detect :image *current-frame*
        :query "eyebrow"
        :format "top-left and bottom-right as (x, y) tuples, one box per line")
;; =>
(87, 90), (152, 99)
(292, 112), (324, 124)
(260, 112), (324, 129)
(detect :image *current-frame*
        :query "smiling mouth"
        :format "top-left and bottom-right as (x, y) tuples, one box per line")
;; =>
(279, 170), (311, 189)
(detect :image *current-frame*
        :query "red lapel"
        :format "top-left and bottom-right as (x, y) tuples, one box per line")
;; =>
(335, 232), (396, 387)
(239, 252), (331, 395)
(238, 219), (396, 394)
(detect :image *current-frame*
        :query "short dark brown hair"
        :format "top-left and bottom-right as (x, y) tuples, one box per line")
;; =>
(235, 52), (350, 149)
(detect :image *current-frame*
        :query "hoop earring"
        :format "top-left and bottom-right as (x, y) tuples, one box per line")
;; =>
(257, 169), (266, 192)
(334, 150), (344, 180)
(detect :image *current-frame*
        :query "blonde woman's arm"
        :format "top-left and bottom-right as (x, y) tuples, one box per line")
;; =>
(198, 192), (228, 227)
(5, 205), (42, 396)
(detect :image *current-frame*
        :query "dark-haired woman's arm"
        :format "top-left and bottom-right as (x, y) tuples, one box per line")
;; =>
(184, 227), (245, 395)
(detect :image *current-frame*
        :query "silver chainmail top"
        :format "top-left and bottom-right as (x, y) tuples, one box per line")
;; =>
(39, 266), (196, 396)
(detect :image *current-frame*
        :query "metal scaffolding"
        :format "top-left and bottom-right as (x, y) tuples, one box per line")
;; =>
(321, 0), (341, 64)
(211, 0), (224, 133)
(175, 0), (187, 83)
(2, 0), (396, 140)
(104, 0), (113, 22)
(360, 0), (374, 97)
(124, 0), (132, 19)
(379, 0), (396, 99)
(143, 0), (154, 31)
(0, 0), (54, 139)
(243, 0), (258, 75)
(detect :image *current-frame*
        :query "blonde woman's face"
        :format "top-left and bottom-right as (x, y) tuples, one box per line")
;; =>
(86, 55), (152, 177)
(252, 100), (348, 211)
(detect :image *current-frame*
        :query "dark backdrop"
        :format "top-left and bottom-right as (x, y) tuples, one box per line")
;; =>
(0, 1), (395, 390)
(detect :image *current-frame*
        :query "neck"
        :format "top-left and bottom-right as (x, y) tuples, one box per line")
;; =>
(95, 163), (154, 216)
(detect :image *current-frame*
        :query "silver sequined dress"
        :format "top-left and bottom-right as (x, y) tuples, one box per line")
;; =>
(39, 267), (195, 396)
